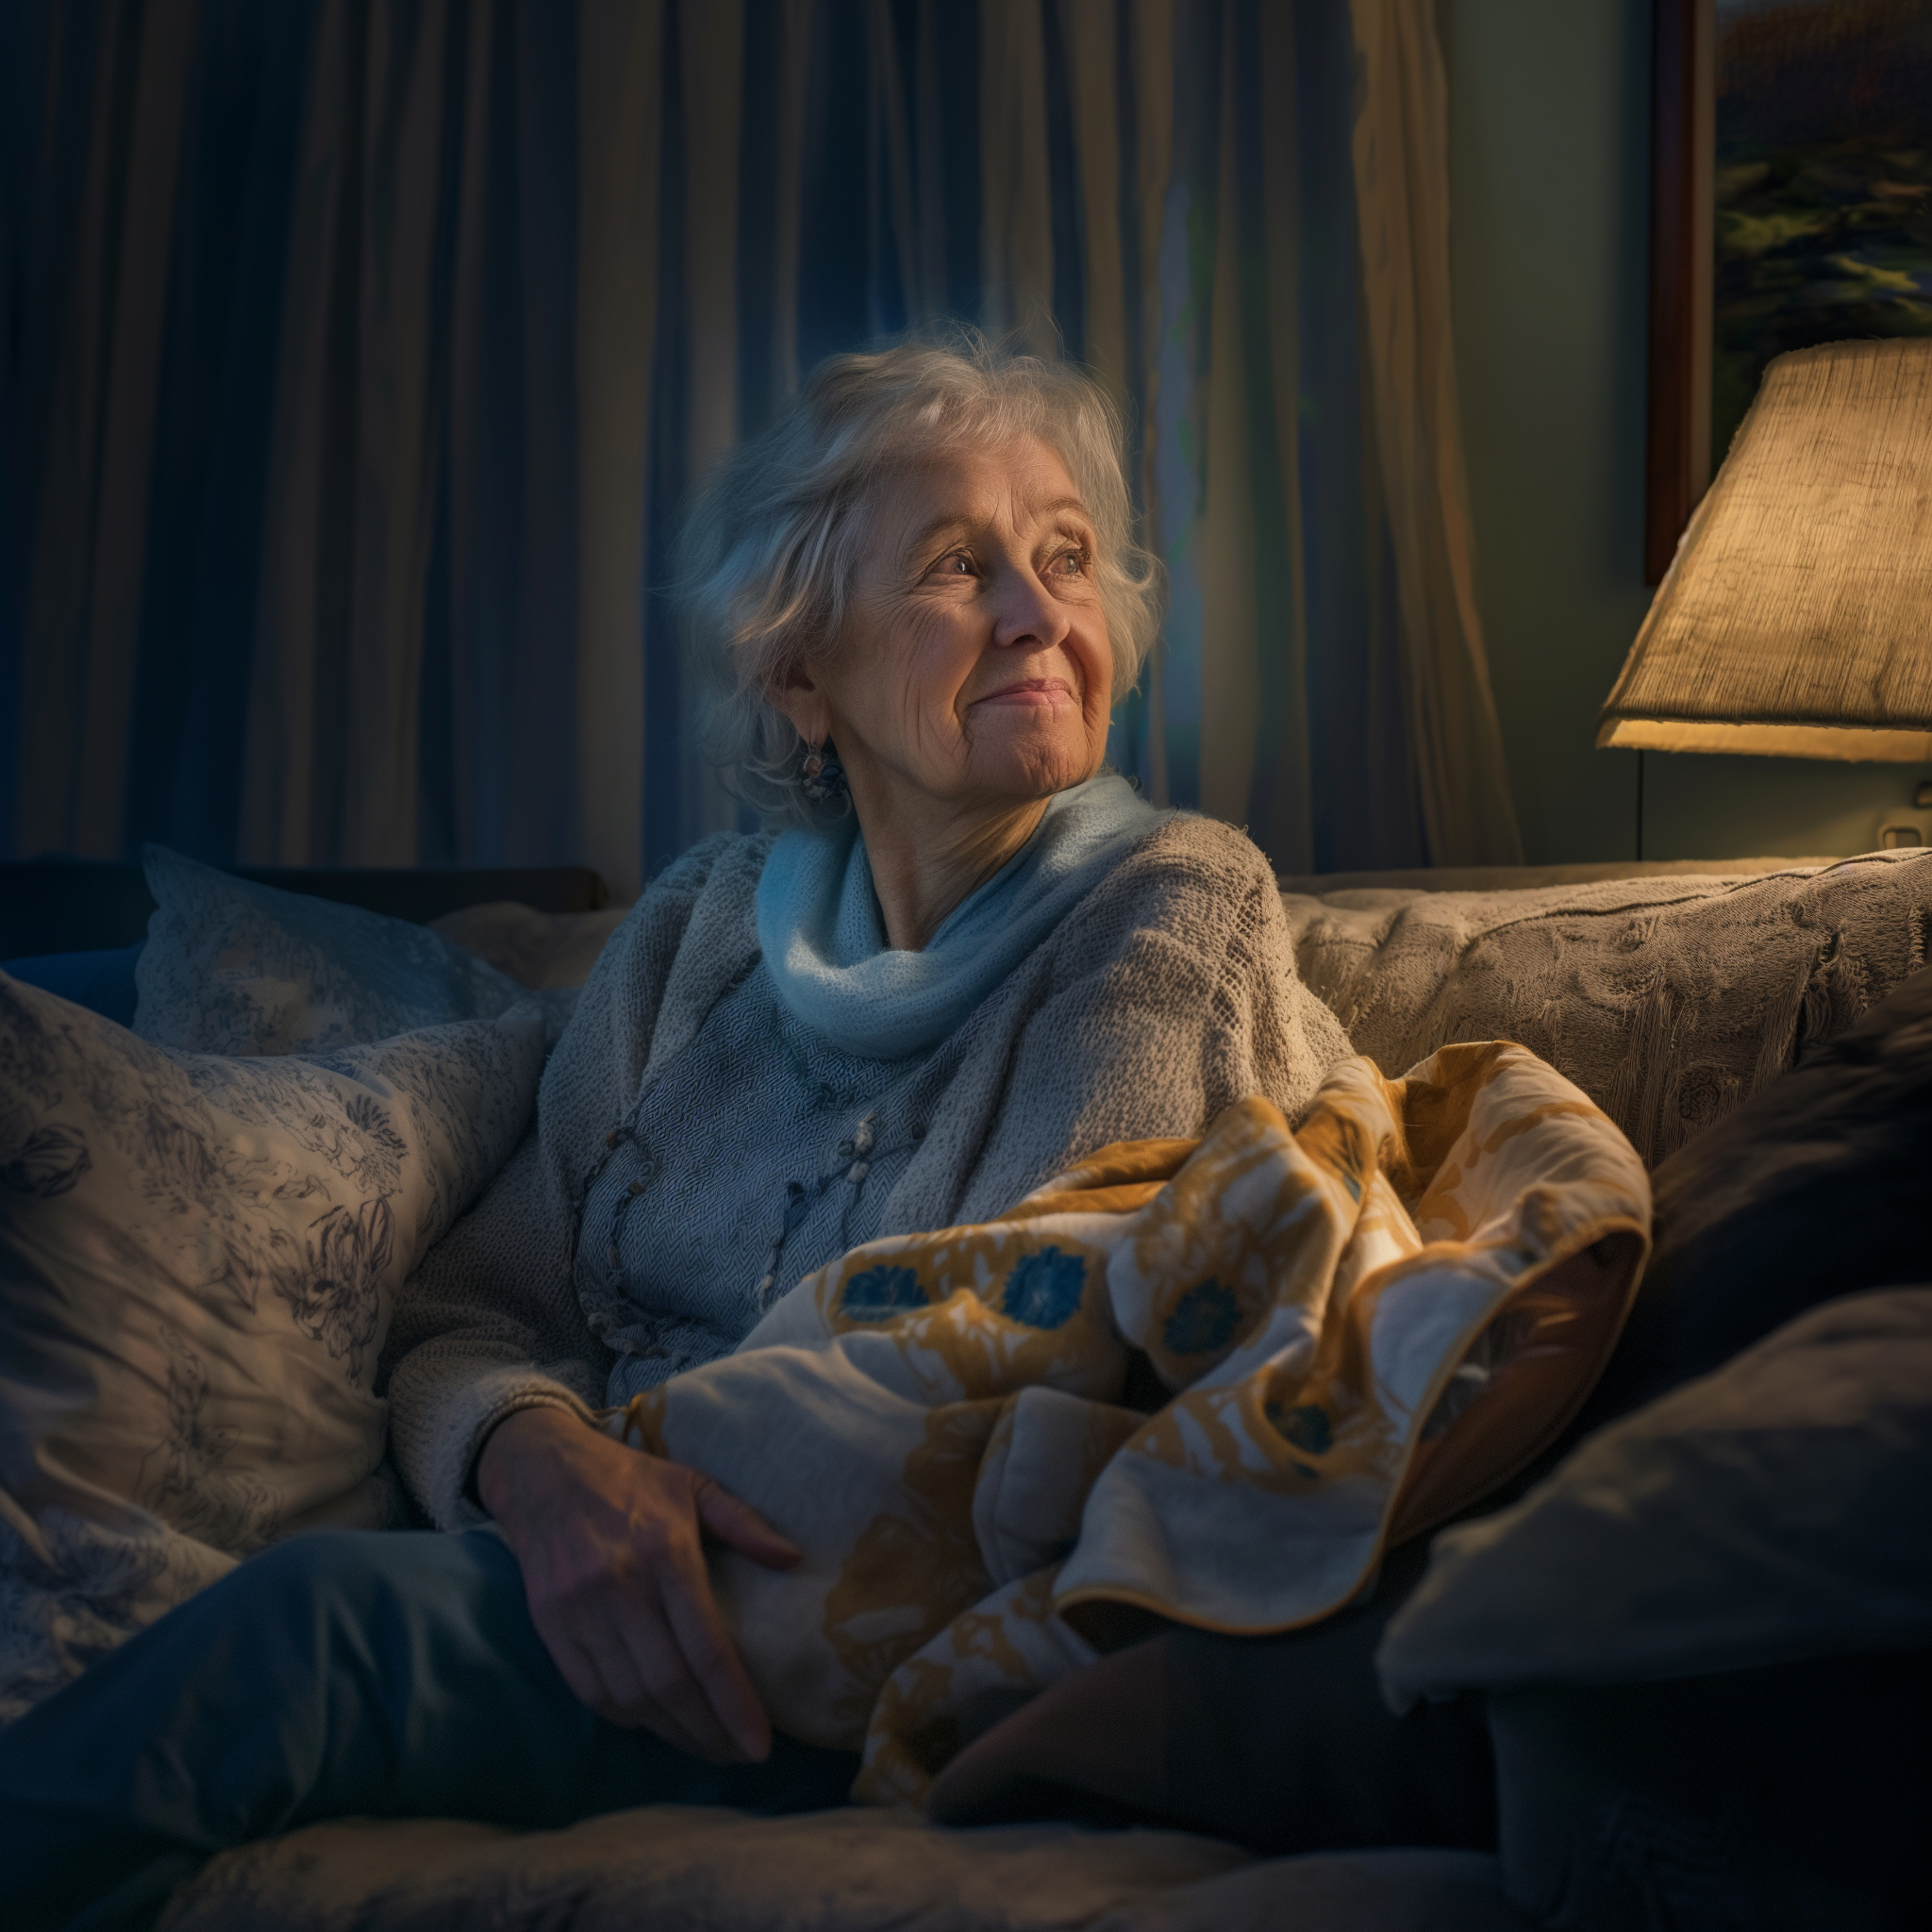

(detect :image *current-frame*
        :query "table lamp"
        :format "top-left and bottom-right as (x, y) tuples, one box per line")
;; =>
(1599, 338), (1932, 843)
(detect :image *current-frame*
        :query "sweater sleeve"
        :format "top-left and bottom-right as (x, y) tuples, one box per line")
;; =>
(943, 818), (1354, 1225)
(381, 1129), (605, 1527)
(379, 834), (743, 1527)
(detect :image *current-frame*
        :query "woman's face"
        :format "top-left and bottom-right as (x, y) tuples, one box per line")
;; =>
(775, 437), (1114, 818)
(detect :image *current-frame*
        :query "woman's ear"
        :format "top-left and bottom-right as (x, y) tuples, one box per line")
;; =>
(767, 658), (831, 748)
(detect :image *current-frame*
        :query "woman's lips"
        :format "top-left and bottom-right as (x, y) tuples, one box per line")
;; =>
(973, 678), (1077, 708)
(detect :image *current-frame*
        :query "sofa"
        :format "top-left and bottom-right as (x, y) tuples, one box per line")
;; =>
(4, 847), (1927, 1932)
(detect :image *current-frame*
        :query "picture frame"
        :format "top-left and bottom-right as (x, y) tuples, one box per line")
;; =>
(1644, 0), (1932, 587)
(1645, 0), (1713, 587)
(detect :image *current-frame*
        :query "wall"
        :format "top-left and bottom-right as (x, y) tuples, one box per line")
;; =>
(1443, 0), (1931, 863)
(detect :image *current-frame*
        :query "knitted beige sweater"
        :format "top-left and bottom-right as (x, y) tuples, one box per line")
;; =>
(381, 814), (1352, 1527)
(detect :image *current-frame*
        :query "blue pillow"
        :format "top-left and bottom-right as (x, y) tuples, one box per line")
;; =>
(0, 943), (145, 1028)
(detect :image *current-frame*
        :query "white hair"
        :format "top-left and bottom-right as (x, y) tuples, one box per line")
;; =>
(675, 331), (1163, 827)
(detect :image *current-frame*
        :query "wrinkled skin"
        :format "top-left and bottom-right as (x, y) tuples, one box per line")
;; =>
(771, 434), (1115, 951)
(479, 1407), (798, 1762)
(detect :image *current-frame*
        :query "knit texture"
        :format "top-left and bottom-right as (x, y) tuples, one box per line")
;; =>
(382, 814), (1352, 1527)
(756, 774), (1164, 1058)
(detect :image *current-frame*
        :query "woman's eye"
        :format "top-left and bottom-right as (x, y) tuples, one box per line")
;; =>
(933, 552), (973, 578)
(1053, 549), (1089, 575)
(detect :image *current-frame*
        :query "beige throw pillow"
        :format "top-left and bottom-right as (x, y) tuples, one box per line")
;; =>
(0, 974), (543, 1719)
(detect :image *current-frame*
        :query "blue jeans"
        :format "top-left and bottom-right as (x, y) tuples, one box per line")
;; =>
(0, 1527), (858, 1932)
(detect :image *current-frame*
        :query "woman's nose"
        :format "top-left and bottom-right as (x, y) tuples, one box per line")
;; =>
(989, 564), (1073, 652)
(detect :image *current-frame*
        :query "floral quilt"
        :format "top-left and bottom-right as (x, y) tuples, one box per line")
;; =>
(614, 1040), (1651, 1804)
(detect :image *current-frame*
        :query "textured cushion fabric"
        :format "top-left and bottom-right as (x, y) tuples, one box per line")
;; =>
(0, 943), (144, 1027)
(157, 1807), (1530, 1932)
(1281, 848), (1932, 1163)
(1573, 958), (1932, 1431)
(134, 844), (575, 1056)
(160, 1810), (1246, 1932)
(427, 900), (630, 989)
(0, 974), (542, 1720)
(1487, 1650), (1932, 1932)
(1375, 1287), (1932, 1710)
(1274, 857), (1833, 895)
(928, 1537), (1495, 1858)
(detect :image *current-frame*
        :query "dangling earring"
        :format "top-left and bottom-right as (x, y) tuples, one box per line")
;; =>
(801, 739), (848, 807)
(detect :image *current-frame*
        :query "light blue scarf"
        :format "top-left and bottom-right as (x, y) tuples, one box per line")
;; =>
(757, 774), (1167, 1060)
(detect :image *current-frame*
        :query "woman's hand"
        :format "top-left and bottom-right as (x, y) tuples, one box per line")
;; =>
(476, 1406), (799, 1764)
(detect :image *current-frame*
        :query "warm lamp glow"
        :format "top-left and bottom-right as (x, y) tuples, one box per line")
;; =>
(1599, 339), (1932, 761)
(1597, 720), (1932, 760)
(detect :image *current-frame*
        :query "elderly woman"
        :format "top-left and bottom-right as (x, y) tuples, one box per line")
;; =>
(3, 340), (1349, 1924)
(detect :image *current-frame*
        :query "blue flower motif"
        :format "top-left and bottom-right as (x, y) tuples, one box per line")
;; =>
(1271, 1402), (1333, 1456)
(839, 1263), (925, 1322)
(1000, 1246), (1088, 1329)
(1161, 1280), (1242, 1357)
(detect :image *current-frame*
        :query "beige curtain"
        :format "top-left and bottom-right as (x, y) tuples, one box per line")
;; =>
(17, 0), (198, 860)
(575, 0), (665, 905)
(1350, 0), (1524, 865)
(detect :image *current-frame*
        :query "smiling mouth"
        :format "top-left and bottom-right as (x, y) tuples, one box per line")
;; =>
(974, 677), (1077, 708)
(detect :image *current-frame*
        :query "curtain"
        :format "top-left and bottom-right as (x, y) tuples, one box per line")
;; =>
(0, 0), (1521, 898)
(1349, 0), (1521, 868)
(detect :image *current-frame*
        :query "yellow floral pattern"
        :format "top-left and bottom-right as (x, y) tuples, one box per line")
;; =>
(616, 1041), (1650, 1806)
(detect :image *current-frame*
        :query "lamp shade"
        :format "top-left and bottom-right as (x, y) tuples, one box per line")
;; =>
(1599, 338), (1932, 761)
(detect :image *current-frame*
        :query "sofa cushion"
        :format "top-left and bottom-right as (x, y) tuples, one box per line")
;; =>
(160, 1809), (1245, 1932)
(1574, 956), (1932, 1429)
(134, 845), (575, 1056)
(1378, 1294), (1932, 1919)
(157, 1807), (1531, 1932)
(1375, 1286), (1932, 1709)
(1486, 1650), (1932, 1932)
(1282, 849), (1932, 1162)
(0, 974), (542, 1719)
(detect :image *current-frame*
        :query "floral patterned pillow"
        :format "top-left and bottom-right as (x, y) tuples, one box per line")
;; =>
(0, 973), (542, 1720)
(133, 844), (576, 1056)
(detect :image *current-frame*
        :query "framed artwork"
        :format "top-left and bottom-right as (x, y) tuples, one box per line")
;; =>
(1644, 0), (1932, 584)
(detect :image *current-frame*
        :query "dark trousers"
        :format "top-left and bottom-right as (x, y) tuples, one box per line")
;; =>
(0, 1527), (858, 1932)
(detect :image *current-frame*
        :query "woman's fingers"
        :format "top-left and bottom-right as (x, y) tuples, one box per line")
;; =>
(558, 1594), (730, 1761)
(614, 1592), (752, 1764)
(546, 1624), (631, 1726)
(482, 1414), (786, 1760)
(657, 1528), (773, 1762)
(691, 1473), (802, 1571)
(589, 1638), (718, 1759)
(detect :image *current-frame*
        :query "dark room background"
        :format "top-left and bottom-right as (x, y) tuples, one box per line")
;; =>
(0, 0), (1522, 899)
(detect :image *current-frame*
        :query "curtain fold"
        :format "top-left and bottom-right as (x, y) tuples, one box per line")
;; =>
(19, 0), (199, 861)
(1349, 0), (1522, 866)
(0, 0), (1522, 896)
(574, 0), (662, 906)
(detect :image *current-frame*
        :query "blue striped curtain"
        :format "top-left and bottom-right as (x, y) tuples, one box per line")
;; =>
(0, 0), (1520, 897)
